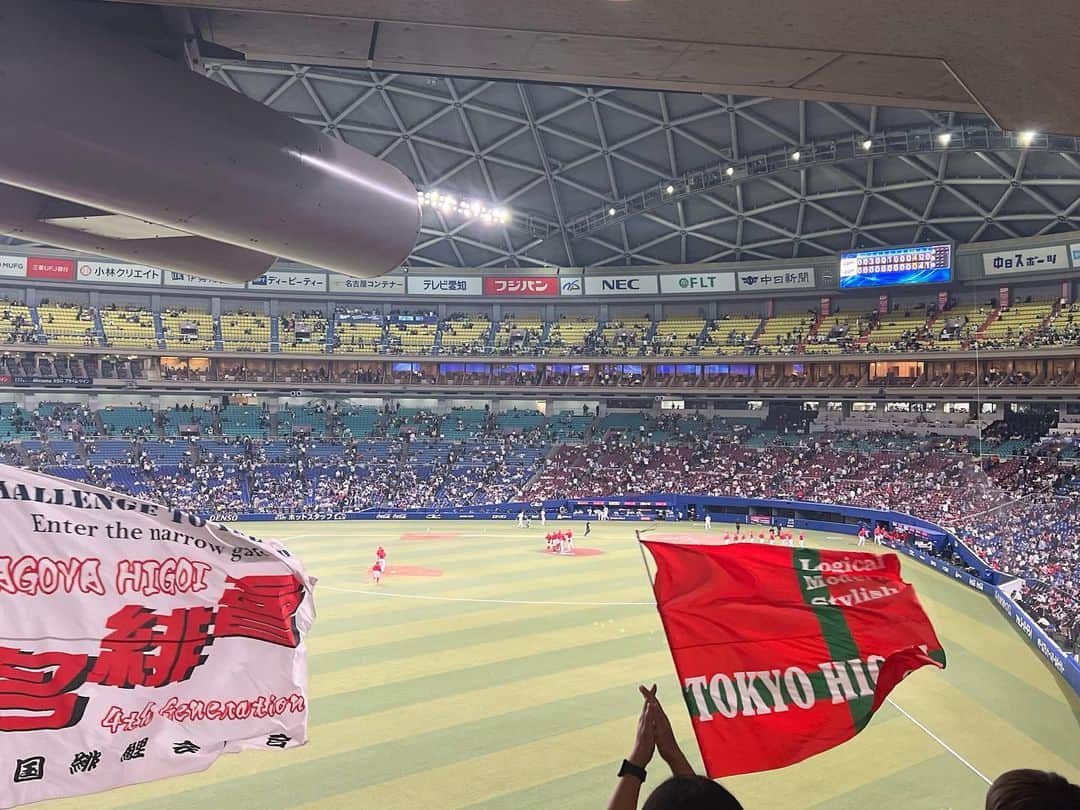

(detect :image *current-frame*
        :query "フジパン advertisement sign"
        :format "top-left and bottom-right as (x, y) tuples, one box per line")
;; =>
(482, 276), (559, 296)
(0, 465), (315, 809)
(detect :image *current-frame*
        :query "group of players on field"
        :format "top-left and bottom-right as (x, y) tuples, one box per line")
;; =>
(368, 519), (887, 582)
(544, 528), (577, 555)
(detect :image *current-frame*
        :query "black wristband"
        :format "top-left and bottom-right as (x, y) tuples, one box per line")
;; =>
(618, 759), (647, 782)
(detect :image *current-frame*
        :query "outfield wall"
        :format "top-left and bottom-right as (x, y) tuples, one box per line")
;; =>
(210, 495), (1079, 697)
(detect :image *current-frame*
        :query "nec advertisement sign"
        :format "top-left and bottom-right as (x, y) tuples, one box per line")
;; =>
(658, 272), (736, 295)
(482, 276), (559, 296)
(583, 273), (659, 296)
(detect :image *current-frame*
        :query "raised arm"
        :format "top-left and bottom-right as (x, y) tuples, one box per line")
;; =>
(606, 691), (657, 810)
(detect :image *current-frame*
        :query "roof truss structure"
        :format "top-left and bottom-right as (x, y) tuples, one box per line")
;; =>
(210, 61), (1080, 268)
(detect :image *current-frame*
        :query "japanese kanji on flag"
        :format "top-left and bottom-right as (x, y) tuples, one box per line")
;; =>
(0, 465), (316, 808)
(642, 541), (945, 777)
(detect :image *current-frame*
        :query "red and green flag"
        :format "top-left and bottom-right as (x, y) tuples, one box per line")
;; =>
(642, 541), (946, 777)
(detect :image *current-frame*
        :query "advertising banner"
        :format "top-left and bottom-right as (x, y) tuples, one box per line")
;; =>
(582, 273), (659, 296)
(558, 277), (583, 296)
(406, 276), (483, 296)
(327, 275), (407, 296)
(164, 272), (245, 290)
(736, 267), (815, 292)
(27, 257), (76, 282)
(658, 272), (736, 295)
(0, 466), (315, 808)
(77, 263), (162, 286)
(982, 245), (1069, 276)
(7, 376), (93, 387)
(0, 255), (28, 279)
(1069, 243), (1080, 268)
(482, 276), (559, 296)
(247, 271), (327, 293)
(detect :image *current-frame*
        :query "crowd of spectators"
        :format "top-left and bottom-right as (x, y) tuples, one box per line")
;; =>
(525, 428), (1079, 648)
(2, 412), (1076, 649)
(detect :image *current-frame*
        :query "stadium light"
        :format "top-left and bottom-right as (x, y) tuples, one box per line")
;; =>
(608, 207), (617, 216)
(725, 166), (735, 176)
(418, 189), (510, 224)
(937, 132), (952, 145)
(862, 139), (873, 151)
(1018, 130), (1037, 146)
(665, 184), (675, 194)
(791, 150), (801, 161)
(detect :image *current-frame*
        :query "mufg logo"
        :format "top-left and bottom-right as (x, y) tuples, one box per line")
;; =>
(602, 278), (641, 291)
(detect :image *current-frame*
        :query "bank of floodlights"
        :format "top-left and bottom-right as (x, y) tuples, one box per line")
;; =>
(417, 190), (510, 224)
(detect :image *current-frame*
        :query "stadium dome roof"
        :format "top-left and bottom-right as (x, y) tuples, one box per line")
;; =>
(208, 61), (1080, 271)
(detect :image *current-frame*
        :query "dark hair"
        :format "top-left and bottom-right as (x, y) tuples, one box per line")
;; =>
(642, 775), (743, 810)
(985, 769), (1080, 809)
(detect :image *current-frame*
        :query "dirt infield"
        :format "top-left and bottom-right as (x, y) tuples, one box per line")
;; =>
(398, 532), (463, 542)
(535, 547), (605, 557)
(641, 533), (700, 543)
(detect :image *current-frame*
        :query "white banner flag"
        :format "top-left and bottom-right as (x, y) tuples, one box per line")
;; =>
(0, 465), (315, 809)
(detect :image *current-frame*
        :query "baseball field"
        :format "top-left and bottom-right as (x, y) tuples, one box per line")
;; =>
(40, 521), (1080, 810)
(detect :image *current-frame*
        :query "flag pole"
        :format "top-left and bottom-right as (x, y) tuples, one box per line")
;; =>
(635, 529), (656, 590)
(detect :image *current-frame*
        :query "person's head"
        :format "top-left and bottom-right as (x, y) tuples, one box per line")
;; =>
(986, 769), (1080, 809)
(642, 775), (742, 810)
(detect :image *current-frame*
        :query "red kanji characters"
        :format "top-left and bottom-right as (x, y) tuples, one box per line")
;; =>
(214, 575), (304, 648)
(88, 605), (213, 689)
(0, 646), (92, 731)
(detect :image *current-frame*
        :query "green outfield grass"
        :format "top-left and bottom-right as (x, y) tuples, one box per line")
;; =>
(42, 521), (1080, 810)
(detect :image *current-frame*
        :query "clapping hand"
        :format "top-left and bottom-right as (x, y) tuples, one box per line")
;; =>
(639, 683), (695, 776)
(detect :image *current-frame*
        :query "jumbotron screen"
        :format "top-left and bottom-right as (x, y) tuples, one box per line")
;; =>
(839, 243), (953, 288)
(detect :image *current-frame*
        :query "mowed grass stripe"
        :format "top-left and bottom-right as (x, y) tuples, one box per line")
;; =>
(290, 715), (651, 810)
(307, 587), (651, 656)
(931, 635), (1080, 739)
(806, 752), (989, 810)
(892, 670), (1080, 780)
(95, 666), (679, 810)
(295, 707), (948, 810)
(723, 710), (957, 809)
(457, 738), (699, 810)
(311, 604), (650, 672)
(914, 593), (1064, 701)
(312, 567), (649, 625)
(310, 612), (664, 698)
(310, 633), (667, 725)
(310, 581), (650, 637)
(312, 550), (633, 596)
